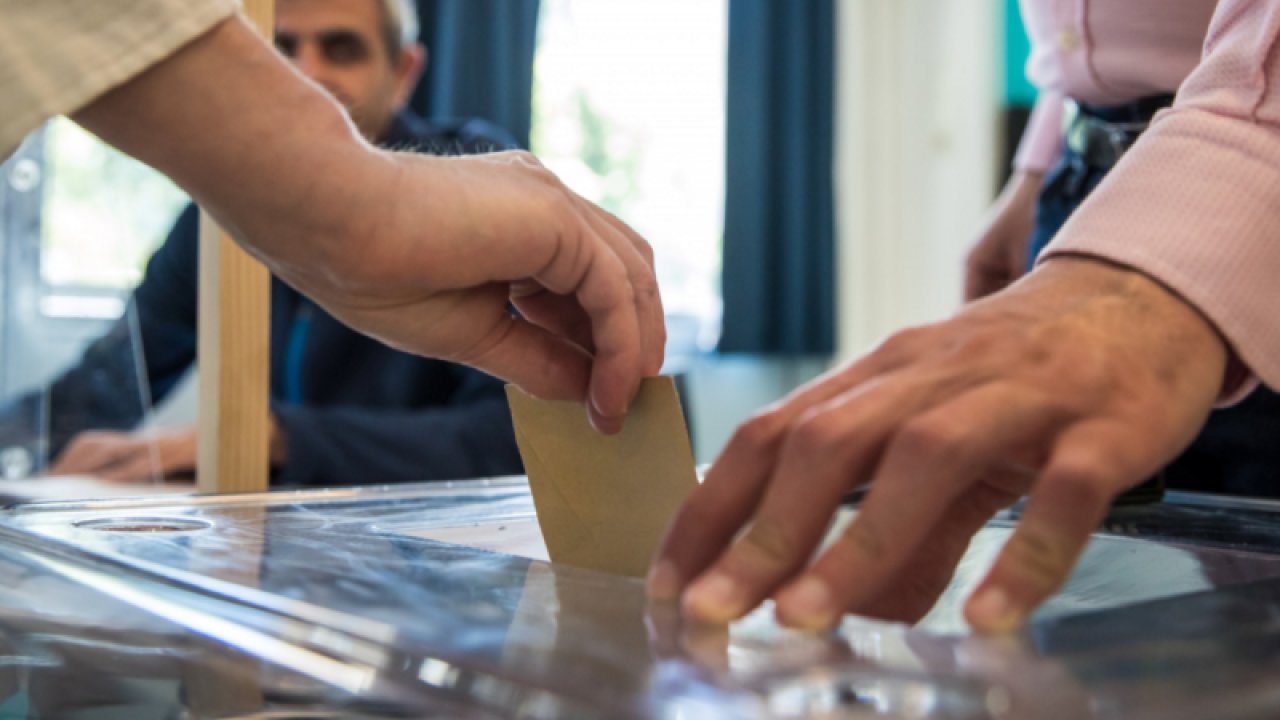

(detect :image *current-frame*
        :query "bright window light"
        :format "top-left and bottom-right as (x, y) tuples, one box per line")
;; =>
(532, 0), (728, 352)
(40, 118), (188, 295)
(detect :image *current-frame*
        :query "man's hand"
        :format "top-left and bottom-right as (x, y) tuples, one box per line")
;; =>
(963, 171), (1043, 302)
(648, 257), (1227, 632)
(49, 415), (288, 483)
(48, 428), (197, 483)
(72, 14), (663, 434)
(284, 148), (666, 435)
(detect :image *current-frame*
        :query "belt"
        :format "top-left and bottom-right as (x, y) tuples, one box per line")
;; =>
(1063, 94), (1175, 170)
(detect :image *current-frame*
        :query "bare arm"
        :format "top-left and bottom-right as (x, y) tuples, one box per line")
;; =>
(72, 14), (663, 431)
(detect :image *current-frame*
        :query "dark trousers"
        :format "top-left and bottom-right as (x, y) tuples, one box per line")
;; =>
(1029, 138), (1280, 497)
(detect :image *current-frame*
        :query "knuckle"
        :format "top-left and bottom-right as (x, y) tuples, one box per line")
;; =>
(873, 325), (931, 363)
(786, 410), (848, 458)
(739, 520), (799, 570)
(1044, 464), (1114, 509)
(1003, 526), (1073, 591)
(840, 518), (887, 560)
(893, 416), (966, 460)
(631, 274), (661, 305)
(732, 409), (789, 451)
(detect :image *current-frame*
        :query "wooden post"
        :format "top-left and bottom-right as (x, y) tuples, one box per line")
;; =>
(196, 0), (274, 494)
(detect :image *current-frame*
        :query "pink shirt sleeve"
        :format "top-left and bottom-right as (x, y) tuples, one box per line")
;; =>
(1013, 90), (1066, 173)
(1011, 0), (1068, 174)
(1040, 0), (1280, 396)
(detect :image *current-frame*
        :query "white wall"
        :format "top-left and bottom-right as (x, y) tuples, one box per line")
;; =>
(687, 0), (1001, 463)
(835, 0), (1000, 362)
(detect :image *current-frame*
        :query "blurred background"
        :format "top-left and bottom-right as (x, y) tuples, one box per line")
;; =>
(0, 0), (1033, 471)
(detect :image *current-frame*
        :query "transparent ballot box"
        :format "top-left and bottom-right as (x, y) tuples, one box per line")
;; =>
(0, 480), (1279, 718)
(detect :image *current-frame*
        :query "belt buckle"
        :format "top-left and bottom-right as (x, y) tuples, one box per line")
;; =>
(1103, 125), (1131, 160)
(1065, 109), (1137, 169)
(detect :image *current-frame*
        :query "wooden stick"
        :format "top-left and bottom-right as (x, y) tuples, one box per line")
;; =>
(196, 0), (275, 494)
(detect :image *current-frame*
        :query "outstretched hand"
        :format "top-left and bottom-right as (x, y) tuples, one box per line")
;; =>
(649, 257), (1226, 632)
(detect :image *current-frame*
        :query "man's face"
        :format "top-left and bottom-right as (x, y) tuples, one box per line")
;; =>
(274, 0), (423, 141)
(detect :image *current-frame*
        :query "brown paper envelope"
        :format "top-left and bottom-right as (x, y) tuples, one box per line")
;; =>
(505, 377), (698, 577)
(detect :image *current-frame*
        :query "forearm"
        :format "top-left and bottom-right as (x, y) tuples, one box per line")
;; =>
(63, 9), (663, 426)
(70, 14), (380, 291)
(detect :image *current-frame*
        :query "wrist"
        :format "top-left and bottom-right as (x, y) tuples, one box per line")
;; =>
(1008, 170), (1045, 202)
(1023, 256), (1229, 382)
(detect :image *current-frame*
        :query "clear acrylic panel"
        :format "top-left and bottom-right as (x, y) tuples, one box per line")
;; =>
(0, 119), (182, 501)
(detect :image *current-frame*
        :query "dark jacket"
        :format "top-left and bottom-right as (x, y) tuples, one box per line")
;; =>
(27, 112), (524, 486)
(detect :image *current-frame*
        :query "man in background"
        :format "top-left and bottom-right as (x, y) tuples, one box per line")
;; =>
(23, 0), (524, 486)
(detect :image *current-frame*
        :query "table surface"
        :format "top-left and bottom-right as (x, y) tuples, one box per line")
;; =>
(0, 478), (1279, 718)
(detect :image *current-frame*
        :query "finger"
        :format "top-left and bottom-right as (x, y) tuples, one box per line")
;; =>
(574, 194), (666, 376)
(511, 288), (595, 355)
(48, 433), (128, 475)
(569, 194), (664, 427)
(648, 361), (887, 604)
(964, 420), (1152, 633)
(771, 383), (1068, 630)
(851, 480), (1021, 624)
(454, 308), (593, 403)
(652, 334), (929, 608)
(96, 450), (158, 484)
(531, 205), (645, 434)
(678, 376), (915, 624)
(645, 410), (785, 604)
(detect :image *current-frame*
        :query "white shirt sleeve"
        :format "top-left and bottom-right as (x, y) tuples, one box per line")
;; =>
(0, 0), (239, 159)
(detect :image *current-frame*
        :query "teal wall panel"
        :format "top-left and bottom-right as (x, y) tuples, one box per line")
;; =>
(1004, 0), (1036, 106)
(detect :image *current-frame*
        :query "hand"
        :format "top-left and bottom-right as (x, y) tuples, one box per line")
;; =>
(72, 15), (663, 434)
(963, 171), (1043, 302)
(282, 149), (666, 435)
(648, 257), (1227, 632)
(48, 428), (197, 483)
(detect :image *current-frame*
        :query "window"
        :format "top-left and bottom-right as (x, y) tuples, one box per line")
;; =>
(40, 117), (189, 317)
(531, 0), (728, 353)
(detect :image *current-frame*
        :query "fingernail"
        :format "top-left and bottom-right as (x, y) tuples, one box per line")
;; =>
(683, 573), (745, 623)
(777, 577), (835, 629)
(588, 401), (624, 435)
(967, 587), (1023, 633)
(646, 560), (681, 601)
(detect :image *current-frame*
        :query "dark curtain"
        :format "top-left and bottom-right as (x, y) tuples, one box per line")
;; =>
(410, 0), (541, 149)
(718, 1), (836, 354)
